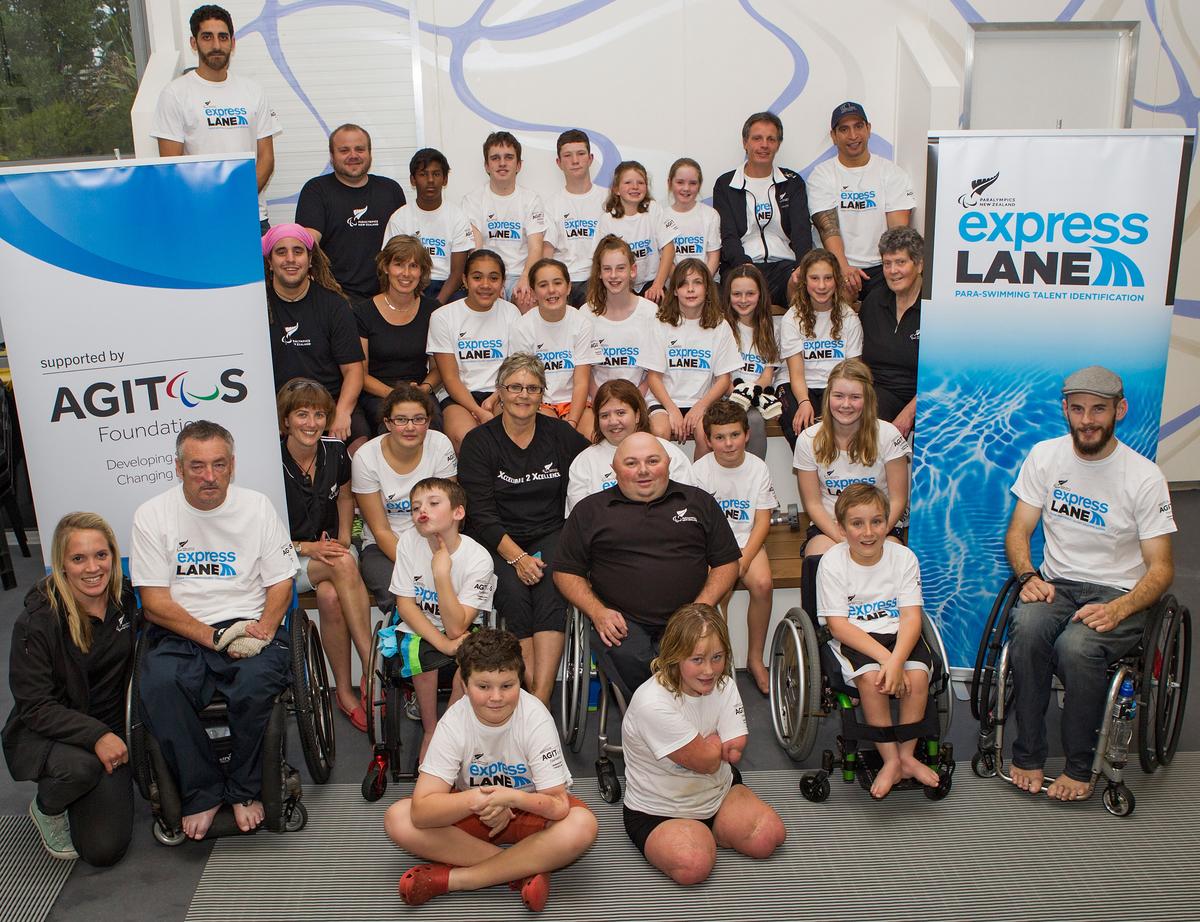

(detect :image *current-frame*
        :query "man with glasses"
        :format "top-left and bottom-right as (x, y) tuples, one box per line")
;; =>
(713, 111), (813, 307)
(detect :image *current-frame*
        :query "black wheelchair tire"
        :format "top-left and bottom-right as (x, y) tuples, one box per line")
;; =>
(1154, 601), (1191, 768)
(290, 610), (335, 784)
(769, 608), (822, 762)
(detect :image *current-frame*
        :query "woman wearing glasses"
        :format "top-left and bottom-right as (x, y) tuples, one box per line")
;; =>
(458, 354), (589, 704)
(352, 383), (458, 619)
(279, 378), (374, 731)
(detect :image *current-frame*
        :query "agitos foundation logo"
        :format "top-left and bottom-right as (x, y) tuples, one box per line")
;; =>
(954, 172), (1148, 293)
(51, 369), (248, 421)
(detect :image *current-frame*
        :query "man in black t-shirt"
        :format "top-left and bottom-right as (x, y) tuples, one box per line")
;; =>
(296, 124), (405, 299)
(554, 432), (741, 698)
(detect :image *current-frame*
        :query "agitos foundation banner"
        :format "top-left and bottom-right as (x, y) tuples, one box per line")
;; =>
(0, 155), (286, 566)
(912, 131), (1191, 669)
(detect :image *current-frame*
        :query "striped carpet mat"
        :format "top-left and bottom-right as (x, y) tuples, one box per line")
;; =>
(187, 755), (1200, 921)
(0, 814), (76, 922)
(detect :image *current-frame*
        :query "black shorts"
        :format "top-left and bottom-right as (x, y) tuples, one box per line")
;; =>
(805, 522), (904, 544)
(439, 389), (491, 412)
(839, 631), (933, 679)
(622, 765), (743, 856)
(389, 630), (456, 679)
(492, 531), (568, 640)
(647, 404), (692, 418)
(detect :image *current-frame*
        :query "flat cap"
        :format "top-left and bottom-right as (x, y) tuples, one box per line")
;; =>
(1062, 365), (1124, 399)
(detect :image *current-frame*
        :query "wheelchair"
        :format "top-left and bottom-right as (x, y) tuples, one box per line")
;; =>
(126, 608), (336, 845)
(558, 604), (627, 804)
(768, 556), (955, 802)
(970, 576), (1191, 817)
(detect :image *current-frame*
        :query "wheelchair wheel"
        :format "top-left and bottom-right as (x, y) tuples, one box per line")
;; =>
(1102, 782), (1135, 818)
(558, 607), (589, 754)
(769, 608), (822, 762)
(362, 758), (388, 802)
(799, 772), (830, 803)
(126, 630), (156, 804)
(971, 749), (997, 778)
(924, 769), (953, 801)
(284, 801), (308, 832)
(152, 817), (186, 847)
(1144, 599), (1191, 770)
(596, 758), (622, 804)
(290, 609), (336, 784)
(972, 577), (1020, 726)
(922, 614), (954, 738)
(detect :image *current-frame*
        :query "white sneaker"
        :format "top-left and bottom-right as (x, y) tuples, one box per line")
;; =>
(29, 800), (78, 860)
(404, 691), (422, 721)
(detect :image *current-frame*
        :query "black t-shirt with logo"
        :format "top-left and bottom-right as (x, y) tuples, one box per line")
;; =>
(457, 414), (589, 549)
(281, 436), (352, 541)
(83, 602), (135, 734)
(295, 173), (405, 298)
(555, 482), (741, 626)
(267, 283), (365, 398)
(351, 295), (439, 386)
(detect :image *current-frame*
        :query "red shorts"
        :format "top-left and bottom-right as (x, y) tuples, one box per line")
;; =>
(453, 794), (590, 845)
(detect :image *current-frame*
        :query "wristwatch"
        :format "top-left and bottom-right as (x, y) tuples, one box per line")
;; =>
(1017, 571), (1038, 586)
(212, 625), (227, 648)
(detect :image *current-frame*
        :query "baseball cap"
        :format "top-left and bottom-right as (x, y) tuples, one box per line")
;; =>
(831, 101), (868, 129)
(1062, 365), (1124, 399)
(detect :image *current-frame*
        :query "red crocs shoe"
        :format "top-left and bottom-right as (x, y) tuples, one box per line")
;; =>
(509, 872), (551, 912)
(398, 863), (452, 906)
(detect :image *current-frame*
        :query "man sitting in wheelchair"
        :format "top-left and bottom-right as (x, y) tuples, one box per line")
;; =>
(1005, 366), (1175, 802)
(131, 421), (300, 839)
(816, 483), (940, 799)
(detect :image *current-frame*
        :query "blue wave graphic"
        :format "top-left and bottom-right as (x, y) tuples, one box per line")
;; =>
(911, 365), (1163, 668)
(0, 160), (263, 289)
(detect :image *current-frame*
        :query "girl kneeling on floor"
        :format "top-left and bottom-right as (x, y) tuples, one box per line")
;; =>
(621, 603), (785, 885)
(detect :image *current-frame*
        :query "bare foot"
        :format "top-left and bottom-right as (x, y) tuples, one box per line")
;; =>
(871, 760), (903, 799)
(747, 661), (770, 696)
(899, 754), (941, 787)
(1046, 773), (1093, 802)
(182, 804), (220, 840)
(232, 800), (265, 832)
(1010, 765), (1044, 795)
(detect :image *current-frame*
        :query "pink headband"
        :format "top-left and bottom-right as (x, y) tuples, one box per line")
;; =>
(261, 223), (315, 256)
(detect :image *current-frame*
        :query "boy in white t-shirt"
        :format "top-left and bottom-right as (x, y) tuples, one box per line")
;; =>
(543, 129), (609, 307)
(815, 483), (940, 799)
(386, 629), (597, 911)
(388, 478), (496, 759)
(462, 131), (546, 310)
(692, 401), (777, 694)
(384, 148), (473, 303)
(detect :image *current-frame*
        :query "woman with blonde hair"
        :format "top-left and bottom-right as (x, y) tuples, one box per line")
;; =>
(3, 512), (137, 865)
(619, 603), (785, 885)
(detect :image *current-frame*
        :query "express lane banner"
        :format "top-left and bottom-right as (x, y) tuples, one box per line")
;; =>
(0, 156), (285, 566)
(913, 131), (1189, 669)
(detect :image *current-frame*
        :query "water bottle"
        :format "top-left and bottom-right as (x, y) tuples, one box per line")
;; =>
(1105, 678), (1137, 766)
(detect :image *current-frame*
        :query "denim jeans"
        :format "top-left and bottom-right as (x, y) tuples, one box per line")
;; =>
(1008, 579), (1145, 781)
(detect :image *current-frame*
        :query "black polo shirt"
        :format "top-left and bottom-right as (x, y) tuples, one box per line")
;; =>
(859, 285), (921, 405)
(555, 481), (741, 627)
(281, 436), (352, 541)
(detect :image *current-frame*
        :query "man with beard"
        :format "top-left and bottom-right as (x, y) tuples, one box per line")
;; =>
(296, 125), (405, 299)
(1005, 365), (1175, 803)
(152, 6), (281, 231)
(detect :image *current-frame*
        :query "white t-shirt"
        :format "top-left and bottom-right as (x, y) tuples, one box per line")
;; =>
(589, 298), (659, 389)
(351, 431), (458, 546)
(509, 307), (603, 404)
(420, 690), (572, 793)
(427, 297), (522, 395)
(816, 541), (924, 681)
(731, 319), (785, 387)
(544, 186), (610, 281)
(622, 675), (747, 820)
(806, 156), (916, 268)
(793, 419), (910, 520)
(670, 203), (722, 264)
(383, 201), (473, 281)
(150, 71), (281, 221)
(691, 453), (777, 548)
(461, 184), (547, 280)
(390, 529), (496, 633)
(598, 202), (678, 289)
(1011, 436), (1176, 590)
(643, 316), (743, 407)
(736, 167), (791, 263)
(778, 306), (864, 390)
(130, 485), (298, 626)
(565, 439), (695, 515)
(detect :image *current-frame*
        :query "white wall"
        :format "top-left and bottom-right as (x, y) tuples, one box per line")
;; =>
(136, 0), (1200, 484)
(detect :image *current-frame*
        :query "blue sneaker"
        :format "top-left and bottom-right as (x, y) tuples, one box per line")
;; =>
(29, 800), (77, 860)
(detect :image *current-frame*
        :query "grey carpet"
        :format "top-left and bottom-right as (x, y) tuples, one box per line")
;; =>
(186, 755), (1200, 921)
(0, 815), (76, 922)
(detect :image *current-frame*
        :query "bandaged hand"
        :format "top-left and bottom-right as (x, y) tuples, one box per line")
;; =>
(214, 620), (256, 651)
(226, 635), (269, 658)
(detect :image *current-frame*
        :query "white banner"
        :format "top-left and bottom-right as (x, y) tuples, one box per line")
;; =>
(913, 131), (1188, 668)
(0, 155), (285, 567)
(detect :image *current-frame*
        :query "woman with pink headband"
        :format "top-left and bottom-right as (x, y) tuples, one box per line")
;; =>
(262, 223), (365, 444)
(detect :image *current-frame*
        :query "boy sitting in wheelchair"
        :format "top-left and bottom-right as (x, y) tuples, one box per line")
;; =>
(389, 477), (495, 760)
(816, 483), (940, 799)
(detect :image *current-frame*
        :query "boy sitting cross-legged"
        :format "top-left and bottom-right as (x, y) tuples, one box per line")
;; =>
(385, 628), (598, 912)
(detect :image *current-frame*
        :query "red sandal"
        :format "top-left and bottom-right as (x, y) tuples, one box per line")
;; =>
(398, 863), (453, 906)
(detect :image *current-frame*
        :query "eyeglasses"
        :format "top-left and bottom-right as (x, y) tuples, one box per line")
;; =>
(502, 383), (544, 396)
(385, 415), (429, 427)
